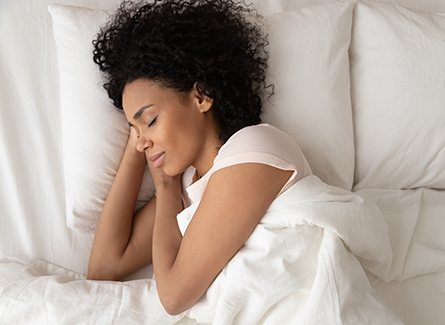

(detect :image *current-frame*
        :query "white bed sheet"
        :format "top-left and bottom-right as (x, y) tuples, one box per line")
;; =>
(356, 188), (445, 324)
(355, 188), (445, 282)
(370, 270), (445, 325)
(1, 0), (444, 324)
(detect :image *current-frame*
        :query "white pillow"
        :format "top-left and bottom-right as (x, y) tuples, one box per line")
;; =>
(48, 4), (155, 233)
(48, 0), (355, 235)
(350, 0), (445, 190)
(247, 0), (340, 16)
(262, 1), (355, 190)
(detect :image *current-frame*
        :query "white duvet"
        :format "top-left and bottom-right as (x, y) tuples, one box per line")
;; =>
(0, 176), (403, 325)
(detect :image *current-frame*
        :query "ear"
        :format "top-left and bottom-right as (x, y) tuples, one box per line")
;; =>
(193, 82), (214, 113)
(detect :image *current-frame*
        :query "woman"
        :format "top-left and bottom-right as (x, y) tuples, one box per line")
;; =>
(87, 0), (312, 316)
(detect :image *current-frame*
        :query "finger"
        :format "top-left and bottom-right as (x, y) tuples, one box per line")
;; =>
(129, 127), (139, 141)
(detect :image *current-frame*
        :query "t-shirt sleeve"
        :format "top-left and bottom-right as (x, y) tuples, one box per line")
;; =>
(186, 124), (312, 203)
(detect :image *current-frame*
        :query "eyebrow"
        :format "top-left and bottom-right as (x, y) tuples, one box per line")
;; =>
(133, 104), (154, 121)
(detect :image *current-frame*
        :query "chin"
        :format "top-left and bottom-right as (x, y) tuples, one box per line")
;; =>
(162, 162), (193, 178)
(161, 165), (181, 177)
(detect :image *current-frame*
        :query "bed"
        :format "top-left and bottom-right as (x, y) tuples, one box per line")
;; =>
(1, 0), (444, 324)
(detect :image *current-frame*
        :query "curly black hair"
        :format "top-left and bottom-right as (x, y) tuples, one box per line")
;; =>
(93, 0), (270, 142)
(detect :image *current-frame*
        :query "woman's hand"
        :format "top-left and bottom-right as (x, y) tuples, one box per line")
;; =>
(127, 126), (145, 155)
(127, 126), (139, 146)
(145, 151), (182, 195)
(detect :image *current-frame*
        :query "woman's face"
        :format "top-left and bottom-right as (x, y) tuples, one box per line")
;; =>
(122, 78), (219, 177)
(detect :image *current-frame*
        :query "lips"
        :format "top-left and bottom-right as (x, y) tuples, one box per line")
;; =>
(149, 152), (165, 168)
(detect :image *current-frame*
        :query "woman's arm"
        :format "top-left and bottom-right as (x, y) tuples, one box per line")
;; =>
(87, 128), (157, 280)
(150, 162), (292, 315)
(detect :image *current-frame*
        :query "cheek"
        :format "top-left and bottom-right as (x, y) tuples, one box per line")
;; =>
(160, 104), (203, 161)
(155, 117), (185, 154)
(167, 126), (200, 167)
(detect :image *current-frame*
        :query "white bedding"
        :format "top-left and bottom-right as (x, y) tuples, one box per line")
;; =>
(0, 176), (403, 325)
(1, 0), (445, 324)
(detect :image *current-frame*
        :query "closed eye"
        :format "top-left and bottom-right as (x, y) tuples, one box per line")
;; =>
(148, 117), (157, 127)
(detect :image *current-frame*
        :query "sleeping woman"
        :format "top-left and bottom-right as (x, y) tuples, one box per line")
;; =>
(87, 0), (312, 316)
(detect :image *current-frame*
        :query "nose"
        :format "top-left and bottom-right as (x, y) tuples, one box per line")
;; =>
(136, 134), (154, 152)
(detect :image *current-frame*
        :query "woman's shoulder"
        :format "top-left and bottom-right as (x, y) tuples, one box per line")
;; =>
(184, 123), (312, 205)
(217, 123), (307, 165)
(224, 123), (293, 146)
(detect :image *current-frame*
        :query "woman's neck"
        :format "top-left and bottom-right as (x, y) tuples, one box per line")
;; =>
(192, 117), (223, 178)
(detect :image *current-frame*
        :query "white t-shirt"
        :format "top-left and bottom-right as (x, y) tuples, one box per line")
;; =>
(181, 123), (312, 208)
